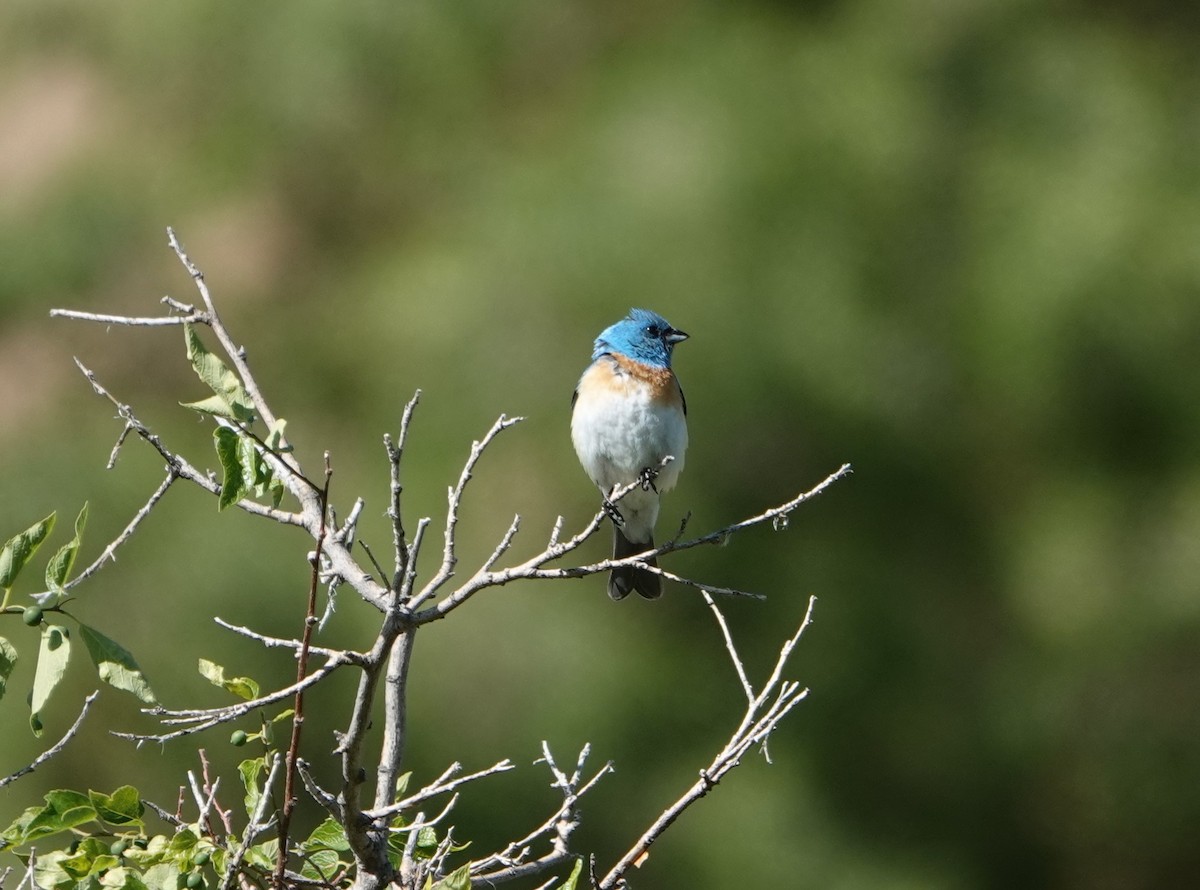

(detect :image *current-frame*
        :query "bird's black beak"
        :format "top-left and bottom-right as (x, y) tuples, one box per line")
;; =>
(665, 327), (689, 345)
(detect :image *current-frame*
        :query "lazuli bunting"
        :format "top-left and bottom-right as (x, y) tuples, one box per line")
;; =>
(571, 309), (689, 600)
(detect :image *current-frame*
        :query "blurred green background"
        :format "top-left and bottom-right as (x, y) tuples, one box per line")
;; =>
(3, 1), (1200, 887)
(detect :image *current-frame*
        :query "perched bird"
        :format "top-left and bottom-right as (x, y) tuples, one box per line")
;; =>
(571, 309), (689, 599)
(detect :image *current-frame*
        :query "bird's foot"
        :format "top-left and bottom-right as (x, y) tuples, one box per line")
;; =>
(637, 465), (660, 493)
(602, 498), (625, 527)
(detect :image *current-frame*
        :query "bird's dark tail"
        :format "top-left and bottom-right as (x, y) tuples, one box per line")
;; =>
(609, 527), (662, 600)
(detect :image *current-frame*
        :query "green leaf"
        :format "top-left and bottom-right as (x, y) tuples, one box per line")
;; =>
(299, 818), (351, 881)
(164, 827), (199, 856)
(45, 503), (89, 600)
(198, 658), (260, 701)
(79, 624), (157, 705)
(33, 850), (72, 889)
(562, 857), (583, 890)
(140, 861), (183, 890)
(244, 839), (277, 871)
(121, 835), (171, 871)
(17, 790), (98, 844)
(430, 863), (471, 890)
(0, 636), (16, 704)
(89, 787), (145, 826)
(1, 512), (56, 590)
(179, 394), (239, 420)
(239, 757), (266, 818)
(394, 771), (412, 800)
(301, 818), (351, 853)
(213, 426), (245, 510)
(183, 323), (254, 421)
(60, 836), (120, 880)
(100, 866), (150, 890)
(239, 434), (261, 494)
(31, 624), (71, 736)
(0, 805), (42, 849)
(416, 826), (438, 851)
(300, 847), (343, 881)
(265, 418), (288, 450)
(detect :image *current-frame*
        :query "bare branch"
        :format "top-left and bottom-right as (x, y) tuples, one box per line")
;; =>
(70, 359), (305, 527)
(597, 596), (817, 889)
(470, 744), (612, 886)
(664, 463), (852, 553)
(116, 651), (353, 743)
(276, 458), (334, 889)
(372, 630), (418, 812)
(49, 308), (209, 326)
(410, 414), (524, 610)
(410, 459), (849, 626)
(52, 471), (177, 596)
(387, 390), (422, 590)
(0, 691), (99, 789)
(212, 618), (367, 665)
(368, 758), (516, 821)
(67, 356), (394, 613)
(165, 228), (284, 441)
(296, 758), (341, 821)
(702, 592), (755, 705)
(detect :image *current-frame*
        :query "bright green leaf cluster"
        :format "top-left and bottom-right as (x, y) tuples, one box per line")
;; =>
(2, 789), (227, 890)
(212, 426), (286, 511)
(1, 508), (156, 735)
(179, 324), (286, 512)
(0, 786), (144, 850)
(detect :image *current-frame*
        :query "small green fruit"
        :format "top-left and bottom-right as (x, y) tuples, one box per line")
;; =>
(22, 606), (43, 627)
(111, 838), (130, 856)
(193, 850), (210, 866)
(186, 872), (204, 889)
(230, 730), (248, 747)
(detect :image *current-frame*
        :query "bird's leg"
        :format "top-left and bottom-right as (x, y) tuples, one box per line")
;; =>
(637, 465), (660, 493)
(600, 486), (625, 527)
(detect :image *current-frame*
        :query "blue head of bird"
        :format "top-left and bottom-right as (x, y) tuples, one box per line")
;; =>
(593, 308), (689, 368)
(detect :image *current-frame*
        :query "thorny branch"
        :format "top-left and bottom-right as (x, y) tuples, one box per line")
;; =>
(48, 228), (850, 890)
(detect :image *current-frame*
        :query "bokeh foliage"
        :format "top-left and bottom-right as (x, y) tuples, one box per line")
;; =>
(2, 1), (1199, 887)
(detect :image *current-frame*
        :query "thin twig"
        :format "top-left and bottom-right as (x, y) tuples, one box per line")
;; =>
(369, 758), (516, 820)
(409, 414), (524, 611)
(387, 390), (421, 591)
(411, 462), (849, 624)
(0, 691), (99, 789)
(50, 308), (209, 326)
(702, 592), (754, 704)
(115, 653), (351, 743)
(54, 471), (177, 596)
(471, 744), (612, 885)
(212, 618), (366, 665)
(597, 596), (817, 889)
(275, 455), (333, 890)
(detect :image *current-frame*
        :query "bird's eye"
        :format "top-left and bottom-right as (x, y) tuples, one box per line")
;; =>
(646, 325), (661, 337)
